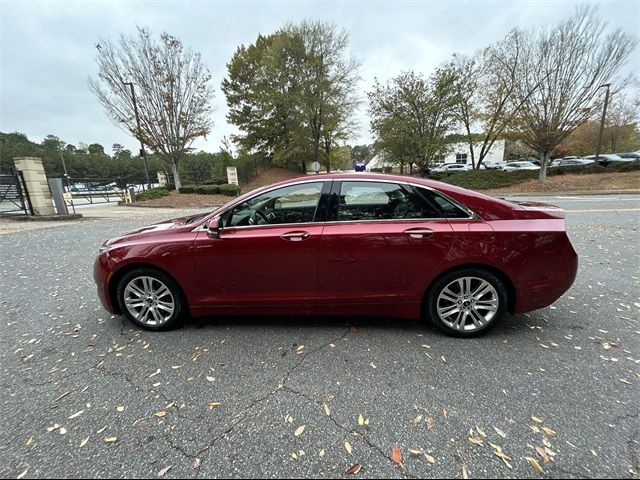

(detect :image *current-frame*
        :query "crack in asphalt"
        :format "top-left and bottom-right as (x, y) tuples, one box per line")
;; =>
(159, 326), (353, 469)
(282, 384), (417, 479)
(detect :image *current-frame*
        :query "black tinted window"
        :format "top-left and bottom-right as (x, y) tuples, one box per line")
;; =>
(226, 182), (323, 226)
(337, 182), (441, 221)
(415, 187), (470, 219)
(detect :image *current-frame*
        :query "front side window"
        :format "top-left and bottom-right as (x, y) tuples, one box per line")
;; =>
(455, 153), (468, 164)
(337, 181), (440, 221)
(225, 182), (323, 227)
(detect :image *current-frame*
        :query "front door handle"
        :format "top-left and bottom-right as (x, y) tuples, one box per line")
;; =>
(281, 231), (310, 241)
(403, 227), (434, 239)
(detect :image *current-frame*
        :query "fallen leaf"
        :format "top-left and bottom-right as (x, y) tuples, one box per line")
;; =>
(26, 437), (33, 446)
(493, 426), (507, 438)
(322, 403), (330, 416)
(68, 410), (84, 420)
(535, 446), (550, 464)
(157, 465), (172, 477)
(425, 453), (436, 464)
(531, 416), (543, 423)
(319, 449), (325, 457)
(392, 446), (403, 465)
(80, 437), (89, 448)
(116, 406), (125, 412)
(17, 468), (29, 480)
(147, 369), (161, 378)
(154, 411), (167, 418)
(469, 436), (484, 446)
(358, 414), (365, 426)
(426, 417), (435, 430)
(443, 408), (449, 419)
(294, 425), (305, 437)
(208, 402), (221, 410)
(345, 441), (353, 454)
(59, 428), (67, 435)
(542, 427), (557, 437)
(408, 448), (422, 455)
(104, 437), (117, 443)
(527, 456), (544, 474)
(96, 426), (107, 434)
(462, 464), (469, 479)
(206, 376), (215, 382)
(346, 464), (362, 475)
(191, 458), (201, 469)
(476, 426), (487, 438)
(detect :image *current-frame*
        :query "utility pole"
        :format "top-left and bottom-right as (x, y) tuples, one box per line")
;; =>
(595, 83), (611, 163)
(123, 81), (151, 189)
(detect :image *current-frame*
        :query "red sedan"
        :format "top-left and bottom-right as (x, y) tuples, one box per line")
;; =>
(94, 173), (577, 337)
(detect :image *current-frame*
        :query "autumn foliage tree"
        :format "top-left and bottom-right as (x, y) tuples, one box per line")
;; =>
(89, 27), (215, 188)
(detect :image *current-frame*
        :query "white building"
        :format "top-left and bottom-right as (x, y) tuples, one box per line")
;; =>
(440, 139), (506, 165)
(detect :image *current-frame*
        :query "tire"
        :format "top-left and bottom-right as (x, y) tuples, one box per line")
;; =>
(116, 268), (184, 331)
(426, 268), (508, 338)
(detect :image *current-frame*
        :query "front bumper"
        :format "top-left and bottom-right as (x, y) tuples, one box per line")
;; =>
(93, 254), (117, 314)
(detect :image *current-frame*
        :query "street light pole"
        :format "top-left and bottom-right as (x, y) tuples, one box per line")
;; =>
(123, 81), (151, 189)
(595, 83), (611, 163)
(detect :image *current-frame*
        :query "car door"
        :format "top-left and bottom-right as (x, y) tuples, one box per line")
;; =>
(193, 180), (330, 314)
(317, 180), (456, 311)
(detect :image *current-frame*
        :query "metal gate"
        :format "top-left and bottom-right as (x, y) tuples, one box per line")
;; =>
(0, 170), (32, 215)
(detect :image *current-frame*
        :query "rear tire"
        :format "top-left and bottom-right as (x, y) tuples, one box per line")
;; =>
(116, 268), (184, 331)
(426, 268), (507, 338)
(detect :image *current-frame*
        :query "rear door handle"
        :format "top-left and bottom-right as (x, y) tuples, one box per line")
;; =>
(280, 231), (310, 241)
(403, 228), (434, 239)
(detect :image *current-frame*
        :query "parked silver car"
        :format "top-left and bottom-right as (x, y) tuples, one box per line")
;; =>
(550, 158), (595, 168)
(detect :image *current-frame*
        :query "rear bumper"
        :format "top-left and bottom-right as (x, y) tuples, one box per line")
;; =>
(93, 254), (117, 314)
(513, 240), (578, 314)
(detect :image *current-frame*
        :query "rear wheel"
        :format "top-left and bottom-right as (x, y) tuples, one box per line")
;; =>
(116, 268), (184, 331)
(427, 268), (507, 337)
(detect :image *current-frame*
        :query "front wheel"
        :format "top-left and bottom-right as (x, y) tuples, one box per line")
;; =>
(426, 269), (508, 337)
(116, 268), (184, 331)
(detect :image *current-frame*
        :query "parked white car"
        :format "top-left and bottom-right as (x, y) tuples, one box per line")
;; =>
(502, 161), (540, 172)
(430, 163), (471, 174)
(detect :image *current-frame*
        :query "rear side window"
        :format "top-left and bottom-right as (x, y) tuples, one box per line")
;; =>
(337, 181), (444, 221)
(415, 187), (470, 219)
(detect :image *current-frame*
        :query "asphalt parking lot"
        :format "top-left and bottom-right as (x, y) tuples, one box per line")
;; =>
(1, 195), (638, 479)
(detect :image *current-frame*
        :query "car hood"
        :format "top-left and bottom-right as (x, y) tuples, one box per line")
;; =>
(103, 215), (197, 248)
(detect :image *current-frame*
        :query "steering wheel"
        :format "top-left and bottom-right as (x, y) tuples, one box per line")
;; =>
(249, 210), (270, 225)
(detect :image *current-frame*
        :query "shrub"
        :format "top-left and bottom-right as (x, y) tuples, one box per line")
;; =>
(219, 183), (240, 196)
(136, 186), (170, 201)
(370, 167), (383, 172)
(383, 166), (393, 173)
(178, 186), (195, 194)
(179, 185), (221, 195)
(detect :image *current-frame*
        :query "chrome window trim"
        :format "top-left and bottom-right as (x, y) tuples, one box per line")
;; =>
(193, 176), (479, 232)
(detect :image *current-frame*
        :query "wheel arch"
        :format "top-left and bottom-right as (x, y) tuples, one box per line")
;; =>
(108, 262), (189, 315)
(422, 263), (516, 316)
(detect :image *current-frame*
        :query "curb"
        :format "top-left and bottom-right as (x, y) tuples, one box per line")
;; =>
(484, 189), (640, 197)
(0, 213), (84, 222)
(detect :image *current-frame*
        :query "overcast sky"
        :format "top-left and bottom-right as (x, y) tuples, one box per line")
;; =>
(1, 0), (638, 155)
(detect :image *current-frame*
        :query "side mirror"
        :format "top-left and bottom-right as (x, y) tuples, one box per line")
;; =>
(207, 217), (222, 238)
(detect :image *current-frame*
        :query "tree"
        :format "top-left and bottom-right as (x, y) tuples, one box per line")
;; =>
(509, 6), (638, 182)
(350, 144), (372, 163)
(368, 69), (458, 173)
(89, 27), (215, 188)
(222, 21), (360, 173)
(450, 30), (545, 169)
(222, 31), (305, 168)
(88, 143), (105, 155)
(290, 20), (360, 172)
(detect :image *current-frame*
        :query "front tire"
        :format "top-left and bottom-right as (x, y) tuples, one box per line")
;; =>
(116, 268), (184, 331)
(426, 269), (508, 337)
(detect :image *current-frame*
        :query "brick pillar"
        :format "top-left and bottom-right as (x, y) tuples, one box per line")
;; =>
(14, 157), (55, 216)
